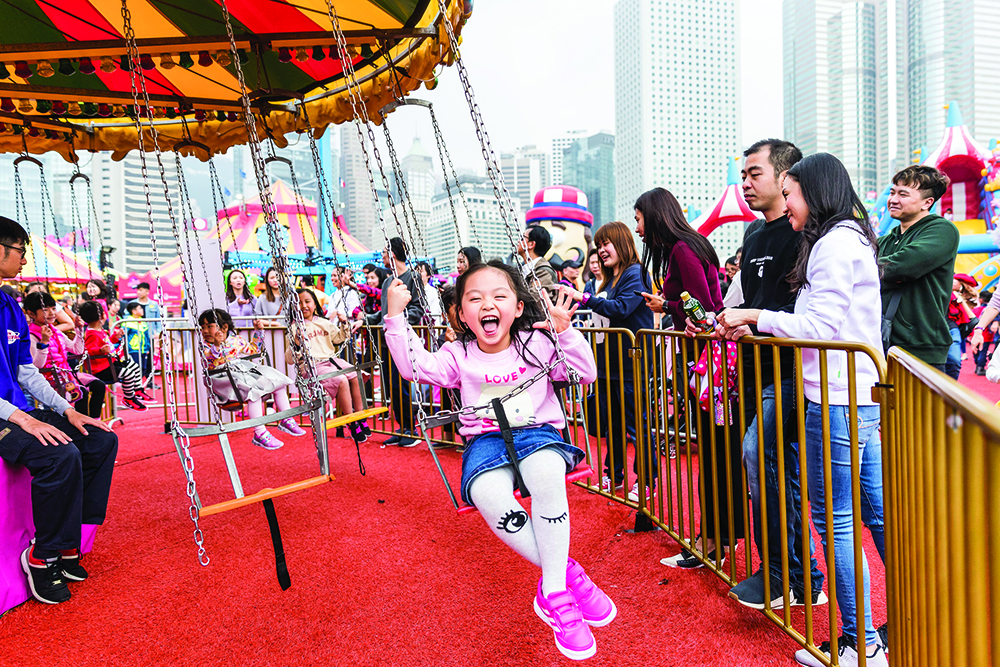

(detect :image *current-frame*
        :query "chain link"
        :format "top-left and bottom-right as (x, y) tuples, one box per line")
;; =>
(120, 0), (208, 565)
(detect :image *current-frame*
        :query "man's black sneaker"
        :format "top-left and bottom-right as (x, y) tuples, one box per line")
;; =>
(384, 431), (403, 445)
(397, 431), (418, 448)
(59, 549), (88, 581)
(877, 623), (888, 654)
(21, 547), (71, 604)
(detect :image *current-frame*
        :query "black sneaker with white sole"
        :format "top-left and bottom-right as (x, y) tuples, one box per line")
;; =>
(21, 547), (71, 604)
(877, 623), (888, 655)
(729, 568), (828, 610)
(59, 550), (88, 581)
(660, 548), (725, 570)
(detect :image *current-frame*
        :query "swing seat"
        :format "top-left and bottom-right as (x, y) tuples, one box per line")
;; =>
(325, 406), (388, 431)
(199, 474), (332, 517)
(455, 462), (596, 515)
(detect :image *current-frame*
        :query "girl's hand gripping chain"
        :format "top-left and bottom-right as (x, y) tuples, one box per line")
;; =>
(386, 278), (412, 319)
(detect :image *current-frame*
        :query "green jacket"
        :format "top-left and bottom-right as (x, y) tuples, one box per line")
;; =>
(877, 214), (959, 365)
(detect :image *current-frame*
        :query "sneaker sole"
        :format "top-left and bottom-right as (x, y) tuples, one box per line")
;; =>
(252, 440), (284, 450)
(276, 425), (306, 436)
(20, 549), (68, 605)
(533, 601), (597, 661)
(60, 564), (87, 582)
(728, 587), (828, 610)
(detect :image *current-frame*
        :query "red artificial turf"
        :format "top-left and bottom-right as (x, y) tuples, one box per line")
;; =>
(0, 394), (811, 667)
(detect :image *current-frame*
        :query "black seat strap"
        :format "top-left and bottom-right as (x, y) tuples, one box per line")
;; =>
(491, 398), (529, 499)
(262, 499), (291, 591)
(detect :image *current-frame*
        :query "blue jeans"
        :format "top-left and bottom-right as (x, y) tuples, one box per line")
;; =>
(743, 378), (823, 593)
(805, 402), (885, 645)
(945, 325), (962, 380)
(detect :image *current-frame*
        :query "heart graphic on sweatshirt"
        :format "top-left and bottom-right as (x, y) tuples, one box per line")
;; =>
(518, 366), (527, 375)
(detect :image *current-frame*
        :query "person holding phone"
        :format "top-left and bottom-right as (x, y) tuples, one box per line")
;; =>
(632, 187), (745, 569)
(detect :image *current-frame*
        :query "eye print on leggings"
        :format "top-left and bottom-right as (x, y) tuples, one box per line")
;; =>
(541, 512), (567, 524)
(497, 509), (529, 533)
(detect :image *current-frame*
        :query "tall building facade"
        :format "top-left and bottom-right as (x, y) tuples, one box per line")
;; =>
(613, 0), (742, 257)
(551, 130), (591, 185)
(426, 178), (522, 272)
(500, 145), (549, 215)
(785, 0), (1000, 192)
(340, 124), (380, 251)
(561, 131), (616, 228)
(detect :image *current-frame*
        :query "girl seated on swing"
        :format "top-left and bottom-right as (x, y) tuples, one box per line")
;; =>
(79, 301), (147, 412)
(198, 308), (306, 451)
(24, 291), (107, 418)
(290, 288), (370, 445)
(383, 260), (612, 661)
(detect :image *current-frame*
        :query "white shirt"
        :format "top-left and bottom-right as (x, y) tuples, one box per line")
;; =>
(328, 287), (361, 321)
(757, 223), (883, 406)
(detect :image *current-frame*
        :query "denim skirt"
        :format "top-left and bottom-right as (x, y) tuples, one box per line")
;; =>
(460, 424), (584, 506)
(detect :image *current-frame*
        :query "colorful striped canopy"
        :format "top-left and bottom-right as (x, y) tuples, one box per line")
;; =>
(130, 178), (369, 297)
(18, 231), (103, 282)
(0, 0), (469, 161)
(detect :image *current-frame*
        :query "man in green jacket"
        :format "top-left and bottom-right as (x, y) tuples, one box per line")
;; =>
(878, 165), (959, 376)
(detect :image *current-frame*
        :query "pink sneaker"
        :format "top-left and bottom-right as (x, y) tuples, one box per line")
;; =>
(251, 431), (284, 450)
(276, 418), (306, 437)
(533, 580), (597, 660)
(566, 558), (617, 626)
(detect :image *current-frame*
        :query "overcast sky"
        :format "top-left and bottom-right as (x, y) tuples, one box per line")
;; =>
(370, 0), (785, 175)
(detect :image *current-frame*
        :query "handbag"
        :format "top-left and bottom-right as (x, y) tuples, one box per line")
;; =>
(959, 316), (980, 341)
(881, 291), (903, 352)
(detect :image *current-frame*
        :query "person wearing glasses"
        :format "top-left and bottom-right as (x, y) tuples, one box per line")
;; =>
(0, 216), (118, 606)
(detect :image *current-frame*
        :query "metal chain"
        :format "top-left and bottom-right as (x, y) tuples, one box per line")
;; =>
(120, 0), (207, 565)
(216, 0), (324, 442)
(428, 103), (479, 248)
(207, 159), (243, 267)
(12, 162), (41, 275)
(326, 0), (433, 432)
(433, 0), (578, 385)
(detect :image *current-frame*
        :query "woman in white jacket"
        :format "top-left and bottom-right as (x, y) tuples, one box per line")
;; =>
(718, 153), (888, 667)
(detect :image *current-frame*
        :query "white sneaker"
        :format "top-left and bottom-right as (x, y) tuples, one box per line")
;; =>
(794, 637), (888, 667)
(600, 476), (623, 493)
(627, 481), (655, 502)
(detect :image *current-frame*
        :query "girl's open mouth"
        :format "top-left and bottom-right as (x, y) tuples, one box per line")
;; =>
(480, 315), (500, 336)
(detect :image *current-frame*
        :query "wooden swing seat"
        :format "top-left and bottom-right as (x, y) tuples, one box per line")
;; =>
(325, 405), (388, 430)
(199, 474), (333, 517)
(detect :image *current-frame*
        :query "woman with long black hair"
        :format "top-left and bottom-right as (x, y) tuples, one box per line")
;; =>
(718, 153), (887, 666)
(635, 187), (745, 570)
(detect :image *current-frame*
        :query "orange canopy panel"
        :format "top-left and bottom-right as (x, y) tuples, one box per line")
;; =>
(0, 0), (470, 161)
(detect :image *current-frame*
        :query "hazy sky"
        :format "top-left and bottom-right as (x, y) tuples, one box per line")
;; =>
(369, 0), (785, 175)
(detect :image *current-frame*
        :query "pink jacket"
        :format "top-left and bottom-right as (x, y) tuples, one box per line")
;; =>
(384, 314), (597, 437)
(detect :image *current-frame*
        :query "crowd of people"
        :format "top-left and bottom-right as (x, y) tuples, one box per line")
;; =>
(2, 133), (998, 664)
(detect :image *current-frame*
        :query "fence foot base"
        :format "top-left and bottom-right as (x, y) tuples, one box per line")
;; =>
(629, 511), (658, 533)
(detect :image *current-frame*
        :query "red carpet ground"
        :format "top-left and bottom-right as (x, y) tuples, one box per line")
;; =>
(0, 353), (993, 666)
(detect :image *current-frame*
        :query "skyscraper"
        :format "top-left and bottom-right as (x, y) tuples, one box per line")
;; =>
(561, 131), (616, 228)
(500, 145), (549, 215)
(340, 124), (380, 251)
(426, 177), (523, 271)
(785, 0), (1000, 191)
(614, 0), (742, 257)
(551, 130), (591, 185)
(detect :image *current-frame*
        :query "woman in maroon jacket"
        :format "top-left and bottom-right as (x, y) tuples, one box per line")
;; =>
(635, 187), (745, 570)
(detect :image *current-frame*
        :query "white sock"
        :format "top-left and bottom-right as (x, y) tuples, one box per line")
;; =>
(468, 447), (571, 597)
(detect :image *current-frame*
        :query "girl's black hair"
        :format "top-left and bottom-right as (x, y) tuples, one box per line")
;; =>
(197, 308), (235, 336)
(262, 267), (280, 303)
(79, 300), (104, 324)
(296, 288), (327, 319)
(785, 153), (880, 291)
(23, 291), (56, 312)
(454, 259), (553, 370)
(225, 269), (253, 303)
(634, 187), (720, 282)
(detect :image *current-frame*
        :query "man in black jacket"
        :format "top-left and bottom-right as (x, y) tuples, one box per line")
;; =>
(377, 237), (424, 447)
(717, 139), (825, 610)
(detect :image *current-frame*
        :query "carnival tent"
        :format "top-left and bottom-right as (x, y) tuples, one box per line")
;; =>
(0, 0), (469, 161)
(694, 156), (760, 237)
(122, 178), (369, 299)
(924, 102), (991, 222)
(19, 231), (103, 282)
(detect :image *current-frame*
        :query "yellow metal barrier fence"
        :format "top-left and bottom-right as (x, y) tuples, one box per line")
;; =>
(883, 347), (1000, 667)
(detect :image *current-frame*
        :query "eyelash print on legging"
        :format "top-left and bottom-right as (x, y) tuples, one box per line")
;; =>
(541, 512), (567, 524)
(497, 509), (528, 533)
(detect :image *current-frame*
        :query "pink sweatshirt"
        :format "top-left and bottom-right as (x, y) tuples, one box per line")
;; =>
(384, 314), (597, 437)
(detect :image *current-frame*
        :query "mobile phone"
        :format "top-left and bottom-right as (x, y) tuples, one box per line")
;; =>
(633, 290), (646, 298)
